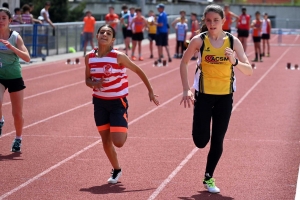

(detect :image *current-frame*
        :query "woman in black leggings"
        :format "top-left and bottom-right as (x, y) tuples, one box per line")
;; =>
(180, 4), (253, 193)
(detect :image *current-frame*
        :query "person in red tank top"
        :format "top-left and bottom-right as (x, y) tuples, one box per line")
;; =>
(237, 7), (251, 52)
(251, 11), (263, 62)
(222, 4), (239, 33)
(85, 24), (159, 184)
(190, 12), (199, 40)
(130, 8), (147, 61)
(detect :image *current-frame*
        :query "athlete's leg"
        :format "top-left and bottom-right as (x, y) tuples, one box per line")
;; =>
(138, 41), (142, 57)
(100, 129), (121, 169)
(192, 92), (213, 148)
(149, 40), (153, 57)
(125, 37), (130, 55)
(205, 94), (232, 177)
(262, 39), (266, 55)
(0, 84), (5, 118)
(267, 38), (270, 55)
(10, 90), (24, 137)
(131, 40), (137, 57)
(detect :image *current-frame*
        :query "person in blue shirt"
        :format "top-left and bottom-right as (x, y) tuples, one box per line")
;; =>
(155, 4), (171, 63)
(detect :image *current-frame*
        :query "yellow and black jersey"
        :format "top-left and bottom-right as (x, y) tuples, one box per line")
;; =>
(193, 32), (236, 95)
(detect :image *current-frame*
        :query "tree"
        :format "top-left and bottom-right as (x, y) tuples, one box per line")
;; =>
(20, 0), (86, 22)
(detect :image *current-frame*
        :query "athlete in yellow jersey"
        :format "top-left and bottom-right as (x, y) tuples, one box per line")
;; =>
(180, 4), (253, 194)
(147, 10), (157, 59)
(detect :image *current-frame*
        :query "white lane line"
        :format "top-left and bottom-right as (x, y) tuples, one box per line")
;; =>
(0, 61), (195, 138)
(147, 47), (291, 200)
(296, 164), (300, 200)
(3, 81), (84, 106)
(2, 59), (187, 106)
(25, 67), (84, 82)
(0, 91), (183, 199)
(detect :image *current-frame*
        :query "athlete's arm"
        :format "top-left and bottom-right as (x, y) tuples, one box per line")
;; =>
(179, 36), (202, 108)
(130, 17), (136, 33)
(230, 11), (239, 23)
(230, 37), (253, 76)
(0, 35), (30, 62)
(117, 52), (159, 106)
(171, 18), (179, 29)
(84, 54), (104, 90)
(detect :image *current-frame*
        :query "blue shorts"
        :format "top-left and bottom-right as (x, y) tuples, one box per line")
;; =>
(93, 97), (129, 133)
(156, 32), (168, 46)
(83, 32), (93, 42)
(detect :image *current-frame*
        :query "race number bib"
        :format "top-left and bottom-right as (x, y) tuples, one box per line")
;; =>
(241, 16), (246, 24)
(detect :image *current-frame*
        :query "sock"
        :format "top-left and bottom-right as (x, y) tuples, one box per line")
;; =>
(16, 136), (22, 140)
(0, 116), (4, 122)
(204, 172), (212, 181)
(139, 54), (141, 57)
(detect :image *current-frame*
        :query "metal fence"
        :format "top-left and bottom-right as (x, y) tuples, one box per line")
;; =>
(10, 15), (300, 58)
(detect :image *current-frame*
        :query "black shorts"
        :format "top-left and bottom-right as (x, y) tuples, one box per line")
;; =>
(252, 36), (261, 43)
(223, 29), (231, 33)
(126, 30), (133, 38)
(156, 32), (168, 46)
(237, 29), (249, 38)
(261, 33), (270, 40)
(0, 77), (26, 93)
(148, 33), (156, 41)
(122, 27), (127, 39)
(132, 32), (144, 41)
(93, 96), (128, 133)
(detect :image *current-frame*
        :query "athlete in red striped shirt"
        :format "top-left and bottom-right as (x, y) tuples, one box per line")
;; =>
(85, 24), (159, 184)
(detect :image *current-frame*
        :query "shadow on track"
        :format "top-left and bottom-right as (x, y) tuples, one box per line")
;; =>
(80, 183), (155, 194)
(178, 190), (234, 200)
(0, 152), (22, 161)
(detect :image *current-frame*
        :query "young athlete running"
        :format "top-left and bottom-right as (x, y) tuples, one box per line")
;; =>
(222, 4), (239, 33)
(237, 7), (251, 52)
(147, 10), (157, 59)
(85, 24), (159, 184)
(261, 13), (271, 57)
(0, 8), (31, 152)
(179, 4), (253, 193)
(251, 11), (262, 62)
(130, 8), (147, 61)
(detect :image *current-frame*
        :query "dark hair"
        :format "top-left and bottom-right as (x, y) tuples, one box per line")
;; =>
(121, 5), (128, 10)
(109, 6), (114, 10)
(97, 24), (116, 38)
(255, 11), (260, 15)
(191, 12), (197, 17)
(0, 7), (12, 19)
(2, 2), (9, 8)
(135, 7), (142, 13)
(28, 3), (34, 7)
(180, 10), (186, 14)
(22, 4), (31, 13)
(45, 1), (51, 6)
(14, 7), (21, 13)
(203, 4), (224, 19)
(129, 7), (135, 10)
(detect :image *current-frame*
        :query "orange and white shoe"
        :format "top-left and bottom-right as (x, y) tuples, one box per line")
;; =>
(139, 57), (144, 61)
(131, 56), (137, 61)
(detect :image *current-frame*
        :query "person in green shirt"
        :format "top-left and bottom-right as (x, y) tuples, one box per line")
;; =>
(0, 7), (30, 152)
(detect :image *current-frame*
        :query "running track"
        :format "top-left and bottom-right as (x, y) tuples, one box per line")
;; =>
(0, 34), (299, 200)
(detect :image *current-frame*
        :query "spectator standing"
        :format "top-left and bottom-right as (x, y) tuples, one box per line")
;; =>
(105, 6), (119, 31)
(120, 5), (129, 50)
(147, 10), (157, 59)
(251, 11), (262, 62)
(120, 7), (136, 56)
(82, 10), (96, 57)
(237, 7), (251, 52)
(261, 13), (271, 57)
(40, 1), (55, 29)
(190, 12), (199, 40)
(222, 4), (239, 33)
(174, 16), (188, 58)
(155, 4), (171, 63)
(23, 3), (42, 24)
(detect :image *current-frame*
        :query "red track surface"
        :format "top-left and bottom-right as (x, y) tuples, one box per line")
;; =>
(0, 34), (299, 200)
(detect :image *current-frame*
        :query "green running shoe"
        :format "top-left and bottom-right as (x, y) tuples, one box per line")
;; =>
(203, 178), (220, 193)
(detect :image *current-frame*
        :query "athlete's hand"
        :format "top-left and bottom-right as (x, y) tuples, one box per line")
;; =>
(149, 92), (160, 106)
(180, 90), (195, 108)
(225, 47), (236, 65)
(0, 39), (12, 49)
(92, 77), (105, 90)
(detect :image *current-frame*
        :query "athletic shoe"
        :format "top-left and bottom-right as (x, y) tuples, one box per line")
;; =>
(150, 54), (153, 59)
(11, 139), (22, 152)
(266, 53), (270, 57)
(203, 178), (220, 193)
(131, 56), (137, 61)
(139, 57), (144, 61)
(168, 58), (172, 62)
(173, 54), (178, 58)
(0, 119), (4, 137)
(252, 58), (258, 62)
(107, 169), (122, 184)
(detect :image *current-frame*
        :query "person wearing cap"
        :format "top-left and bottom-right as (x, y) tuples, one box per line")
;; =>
(237, 7), (251, 52)
(155, 4), (172, 63)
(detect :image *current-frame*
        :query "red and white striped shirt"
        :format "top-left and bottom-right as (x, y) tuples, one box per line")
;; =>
(88, 49), (128, 99)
